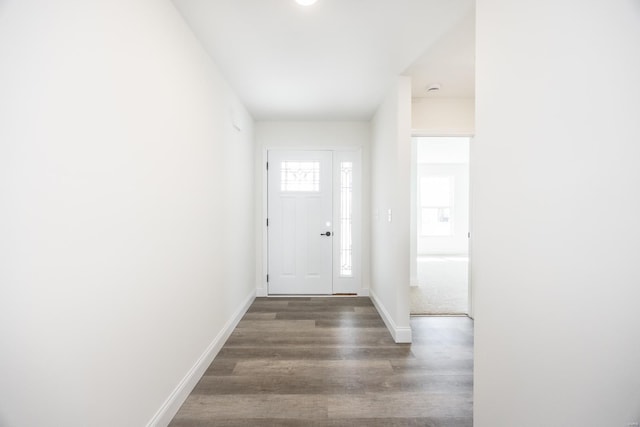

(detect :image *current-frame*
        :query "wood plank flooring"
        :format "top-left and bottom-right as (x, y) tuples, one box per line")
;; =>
(169, 297), (473, 427)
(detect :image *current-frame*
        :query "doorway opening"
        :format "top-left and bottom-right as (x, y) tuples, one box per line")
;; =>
(410, 137), (470, 315)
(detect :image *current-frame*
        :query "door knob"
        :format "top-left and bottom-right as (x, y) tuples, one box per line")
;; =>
(320, 231), (332, 237)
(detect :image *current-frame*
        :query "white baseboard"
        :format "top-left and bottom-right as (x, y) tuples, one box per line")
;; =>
(369, 289), (412, 344)
(147, 289), (255, 427)
(394, 325), (413, 343)
(357, 288), (369, 297)
(256, 287), (268, 297)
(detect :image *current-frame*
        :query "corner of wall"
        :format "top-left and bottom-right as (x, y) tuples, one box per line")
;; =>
(370, 288), (412, 344)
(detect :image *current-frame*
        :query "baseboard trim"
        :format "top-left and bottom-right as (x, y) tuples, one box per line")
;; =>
(147, 289), (255, 427)
(256, 287), (268, 297)
(369, 289), (412, 344)
(357, 288), (369, 297)
(394, 325), (413, 343)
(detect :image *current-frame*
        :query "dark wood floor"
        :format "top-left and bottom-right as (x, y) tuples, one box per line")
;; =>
(169, 297), (473, 427)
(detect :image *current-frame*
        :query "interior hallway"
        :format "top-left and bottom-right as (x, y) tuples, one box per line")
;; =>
(170, 297), (473, 426)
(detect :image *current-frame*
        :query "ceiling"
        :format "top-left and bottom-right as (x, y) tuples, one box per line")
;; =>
(172, 0), (475, 121)
(407, 9), (475, 99)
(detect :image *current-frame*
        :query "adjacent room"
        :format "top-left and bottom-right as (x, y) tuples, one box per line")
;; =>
(2, 0), (639, 426)
(411, 136), (471, 315)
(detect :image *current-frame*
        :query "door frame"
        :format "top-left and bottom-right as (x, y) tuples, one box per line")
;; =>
(410, 133), (475, 318)
(261, 147), (362, 296)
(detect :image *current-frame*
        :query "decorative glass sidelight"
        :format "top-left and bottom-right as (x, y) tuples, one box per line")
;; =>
(280, 161), (320, 192)
(340, 162), (353, 277)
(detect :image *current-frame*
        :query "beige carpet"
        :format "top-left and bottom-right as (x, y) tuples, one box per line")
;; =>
(411, 256), (469, 315)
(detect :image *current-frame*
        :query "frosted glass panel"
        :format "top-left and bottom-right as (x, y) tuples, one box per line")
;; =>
(281, 161), (320, 192)
(340, 162), (353, 277)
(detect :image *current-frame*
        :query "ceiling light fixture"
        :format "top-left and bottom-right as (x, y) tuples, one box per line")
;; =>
(295, 0), (318, 6)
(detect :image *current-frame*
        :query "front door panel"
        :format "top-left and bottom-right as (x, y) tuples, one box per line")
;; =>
(268, 150), (333, 294)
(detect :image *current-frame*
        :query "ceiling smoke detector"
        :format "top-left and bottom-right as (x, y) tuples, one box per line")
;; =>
(426, 83), (441, 93)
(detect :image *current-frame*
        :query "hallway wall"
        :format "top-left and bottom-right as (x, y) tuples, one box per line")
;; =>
(474, 0), (640, 425)
(412, 98), (475, 135)
(369, 77), (412, 343)
(0, 1), (255, 425)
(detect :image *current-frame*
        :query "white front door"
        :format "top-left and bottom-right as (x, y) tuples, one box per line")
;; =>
(267, 150), (333, 295)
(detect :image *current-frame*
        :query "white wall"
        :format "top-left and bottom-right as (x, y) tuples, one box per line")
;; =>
(0, 1), (255, 426)
(412, 97), (475, 135)
(370, 77), (412, 343)
(474, 0), (640, 426)
(254, 121), (371, 295)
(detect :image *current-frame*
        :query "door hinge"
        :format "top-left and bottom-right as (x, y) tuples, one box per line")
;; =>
(266, 218), (269, 227)
(266, 274), (269, 283)
(266, 162), (269, 170)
